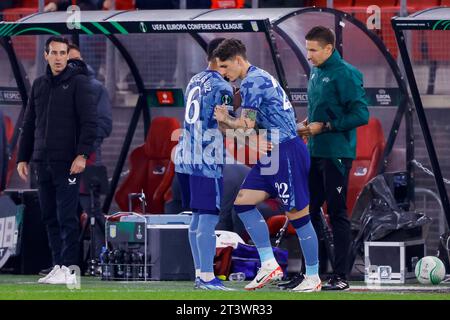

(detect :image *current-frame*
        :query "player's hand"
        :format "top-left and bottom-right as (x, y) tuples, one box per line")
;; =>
(70, 155), (86, 175)
(296, 118), (309, 138)
(297, 122), (324, 137)
(103, 0), (112, 9)
(248, 134), (273, 155)
(214, 105), (229, 122)
(44, 2), (57, 12)
(17, 162), (29, 182)
(301, 117), (308, 127)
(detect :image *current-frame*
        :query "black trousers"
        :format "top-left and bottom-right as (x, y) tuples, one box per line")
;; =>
(35, 162), (80, 267)
(309, 157), (353, 278)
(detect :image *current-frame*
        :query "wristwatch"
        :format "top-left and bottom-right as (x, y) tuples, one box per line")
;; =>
(322, 122), (332, 133)
(80, 154), (89, 160)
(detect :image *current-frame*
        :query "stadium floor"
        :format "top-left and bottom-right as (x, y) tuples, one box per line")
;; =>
(1, 275), (450, 300)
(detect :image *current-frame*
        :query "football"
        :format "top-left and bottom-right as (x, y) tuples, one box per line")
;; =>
(415, 256), (446, 285)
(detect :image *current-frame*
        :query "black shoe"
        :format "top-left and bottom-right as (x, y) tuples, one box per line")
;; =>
(38, 267), (53, 276)
(277, 273), (305, 290)
(322, 275), (349, 291)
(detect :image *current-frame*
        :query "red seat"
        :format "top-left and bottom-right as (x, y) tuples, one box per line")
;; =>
(407, 0), (440, 12)
(334, 0), (354, 7)
(353, 0), (397, 6)
(307, 0), (353, 8)
(211, 0), (245, 8)
(18, 0), (47, 6)
(266, 215), (297, 236)
(113, 0), (135, 10)
(346, 117), (385, 216)
(114, 117), (181, 214)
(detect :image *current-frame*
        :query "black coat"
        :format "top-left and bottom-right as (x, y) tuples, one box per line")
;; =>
(17, 61), (97, 163)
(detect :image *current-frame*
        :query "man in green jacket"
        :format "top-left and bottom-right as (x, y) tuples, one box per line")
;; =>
(297, 26), (369, 291)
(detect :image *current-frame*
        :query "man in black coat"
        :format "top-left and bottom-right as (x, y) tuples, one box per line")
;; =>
(68, 44), (112, 263)
(17, 36), (97, 285)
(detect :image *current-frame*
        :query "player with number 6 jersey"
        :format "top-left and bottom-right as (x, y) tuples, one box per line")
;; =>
(174, 69), (232, 179)
(213, 38), (321, 292)
(173, 38), (234, 291)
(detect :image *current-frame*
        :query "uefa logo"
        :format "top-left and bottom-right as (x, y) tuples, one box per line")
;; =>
(140, 22), (148, 33)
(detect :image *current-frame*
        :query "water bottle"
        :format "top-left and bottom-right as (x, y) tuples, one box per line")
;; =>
(228, 272), (246, 281)
(136, 252), (145, 280)
(108, 250), (117, 279)
(123, 251), (132, 281)
(100, 249), (111, 281)
(114, 249), (124, 280)
(130, 252), (140, 280)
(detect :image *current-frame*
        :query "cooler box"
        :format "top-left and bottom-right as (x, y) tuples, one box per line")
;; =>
(120, 214), (192, 225)
(105, 213), (194, 280)
(364, 240), (425, 284)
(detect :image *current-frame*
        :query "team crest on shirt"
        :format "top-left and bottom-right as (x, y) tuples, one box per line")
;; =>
(221, 94), (232, 105)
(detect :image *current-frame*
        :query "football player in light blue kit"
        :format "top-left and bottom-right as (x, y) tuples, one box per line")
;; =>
(174, 38), (234, 290)
(214, 38), (321, 292)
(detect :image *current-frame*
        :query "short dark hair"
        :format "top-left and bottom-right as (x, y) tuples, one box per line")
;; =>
(68, 43), (80, 52)
(207, 37), (225, 61)
(45, 36), (69, 53)
(305, 26), (335, 48)
(213, 38), (247, 61)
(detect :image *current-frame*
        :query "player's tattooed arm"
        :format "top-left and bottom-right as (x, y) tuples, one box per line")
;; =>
(242, 109), (257, 128)
(214, 105), (256, 130)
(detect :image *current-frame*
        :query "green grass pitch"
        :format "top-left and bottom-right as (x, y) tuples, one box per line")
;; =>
(1, 275), (450, 300)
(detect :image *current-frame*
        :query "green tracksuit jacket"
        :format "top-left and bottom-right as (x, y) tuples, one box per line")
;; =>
(307, 49), (369, 159)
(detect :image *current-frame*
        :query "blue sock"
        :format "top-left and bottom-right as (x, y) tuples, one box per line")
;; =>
(237, 207), (275, 263)
(188, 213), (200, 271)
(291, 215), (319, 276)
(196, 213), (219, 273)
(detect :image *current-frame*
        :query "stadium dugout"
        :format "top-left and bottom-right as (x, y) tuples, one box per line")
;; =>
(392, 6), (450, 230)
(1, 7), (446, 245)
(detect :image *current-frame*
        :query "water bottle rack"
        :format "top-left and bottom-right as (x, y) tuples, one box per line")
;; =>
(103, 212), (150, 281)
(99, 263), (155, 281)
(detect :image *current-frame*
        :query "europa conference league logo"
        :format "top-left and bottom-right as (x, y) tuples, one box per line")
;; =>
(140, 22), (148, 33)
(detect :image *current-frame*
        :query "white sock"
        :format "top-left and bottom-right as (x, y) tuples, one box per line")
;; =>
(200, 272), (215, 282)
(262, 258), (279, 270)
(195, 269), (201, 278)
